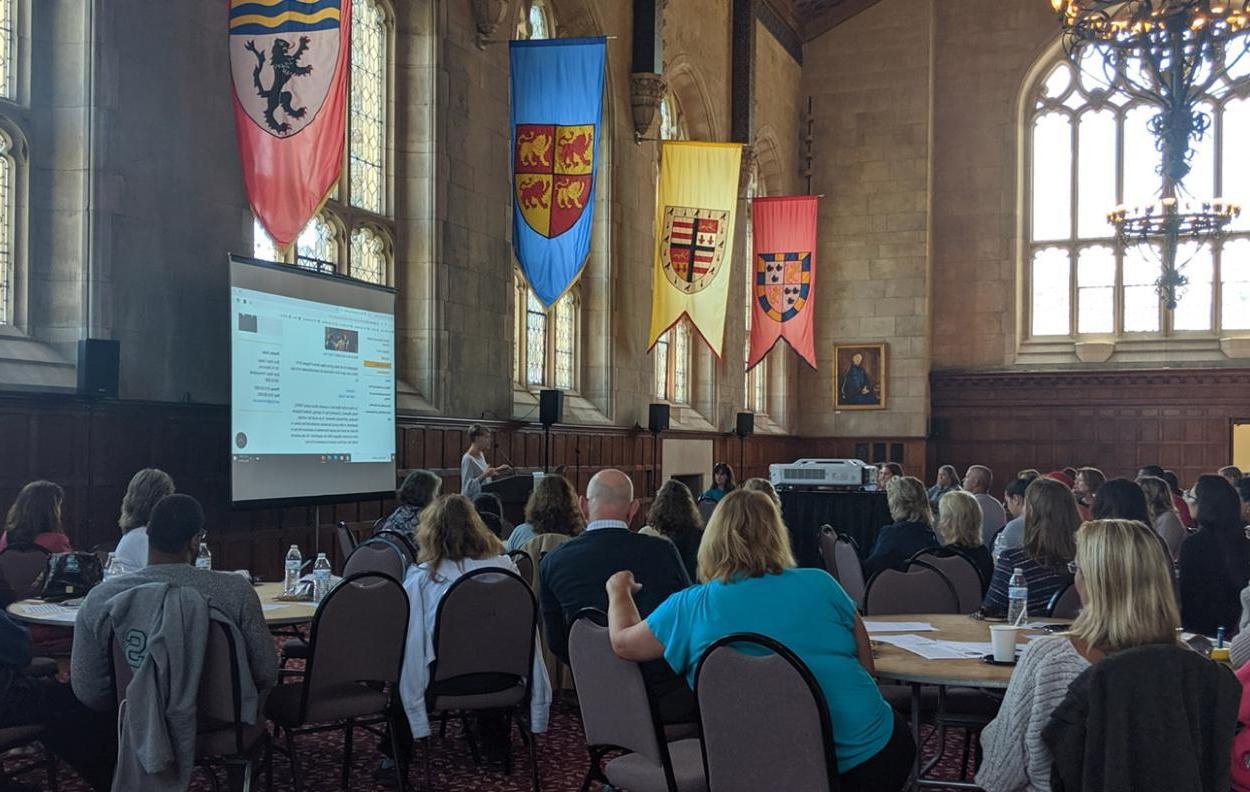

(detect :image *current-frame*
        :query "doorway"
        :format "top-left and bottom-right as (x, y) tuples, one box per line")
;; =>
(1232, 421), (1250, 472)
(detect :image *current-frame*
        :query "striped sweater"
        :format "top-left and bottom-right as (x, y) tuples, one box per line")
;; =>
(976, 636), (1091, 792)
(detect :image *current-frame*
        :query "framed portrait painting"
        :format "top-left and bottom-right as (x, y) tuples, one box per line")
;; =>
(833, 343), (886, 410)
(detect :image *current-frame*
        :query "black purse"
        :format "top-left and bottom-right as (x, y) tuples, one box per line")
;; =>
(36, 552), (103, 602)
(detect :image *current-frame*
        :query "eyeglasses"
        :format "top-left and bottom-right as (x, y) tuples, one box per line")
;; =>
(1066, 561), (1079, 575)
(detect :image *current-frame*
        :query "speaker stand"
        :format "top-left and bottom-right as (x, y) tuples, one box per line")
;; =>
(738, 434), (746, 481)
(543, 424), (552, 473)
(650, 431), (660, 496)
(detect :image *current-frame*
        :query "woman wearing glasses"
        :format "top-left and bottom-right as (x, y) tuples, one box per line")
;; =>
(977, 519), (1183, 792)
(1178, 474), (1250, 637)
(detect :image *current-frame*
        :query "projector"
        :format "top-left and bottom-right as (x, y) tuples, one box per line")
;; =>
(769, 459), (878, 490)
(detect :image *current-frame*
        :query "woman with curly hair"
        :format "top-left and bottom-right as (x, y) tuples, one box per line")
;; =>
(505, 474), (585, 552)
(641, 480), (704, 579)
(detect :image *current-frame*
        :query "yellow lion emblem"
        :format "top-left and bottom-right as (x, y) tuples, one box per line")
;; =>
(518, 132), (552, 168)
(556, 180), (586, 209)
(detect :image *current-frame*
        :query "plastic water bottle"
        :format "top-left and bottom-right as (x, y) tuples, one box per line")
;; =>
(1007, 567), (1028, 625)
(313, 553), (331, 602)
(196, 541), (213, 571)
(104, 552), (123, 580)
(284, 545), (302, 595)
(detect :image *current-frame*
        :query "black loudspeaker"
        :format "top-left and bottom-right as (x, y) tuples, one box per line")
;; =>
(648, 403), (670, 434)
(735, 412), (755, 438)
(77, 339), (119, 398)
(539, 389), (564, 427)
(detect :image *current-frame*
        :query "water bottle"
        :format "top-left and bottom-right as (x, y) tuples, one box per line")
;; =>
(104, 552), (123, 580)
(313, 553), (331, 602)
(284, 544), (302, 595)
(1007, 567), (1028, 625)
(195, 541), (212, 571)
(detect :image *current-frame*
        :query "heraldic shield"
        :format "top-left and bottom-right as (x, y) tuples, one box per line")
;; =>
(229, 0), (344, 138)
(514, 124), (595, 239)
(660, 206), (730, 295)
(755, 252), (812, 322)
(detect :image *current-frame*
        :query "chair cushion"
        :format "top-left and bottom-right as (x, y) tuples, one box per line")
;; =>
(281, 638), (310, 659)
(605, 738), (708, 792)
(429, 682), (526, 713)
(0, 725), (43, 751)
(264, 682), (389, 727)
(196, 719), (267, 757)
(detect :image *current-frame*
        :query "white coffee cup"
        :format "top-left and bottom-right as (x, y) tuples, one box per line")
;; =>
(989, 625), (1018, 663)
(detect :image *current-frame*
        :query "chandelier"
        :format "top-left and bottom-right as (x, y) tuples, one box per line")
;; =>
(1052, 1), (1250, 308)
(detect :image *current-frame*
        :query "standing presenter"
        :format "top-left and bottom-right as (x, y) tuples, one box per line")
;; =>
(461, 424), (511, 498)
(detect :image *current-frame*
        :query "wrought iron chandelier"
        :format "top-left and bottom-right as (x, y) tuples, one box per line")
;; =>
(1052, 1), (1249, 308)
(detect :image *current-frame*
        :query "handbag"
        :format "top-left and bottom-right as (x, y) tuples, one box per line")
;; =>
(36, 551), (103, 602)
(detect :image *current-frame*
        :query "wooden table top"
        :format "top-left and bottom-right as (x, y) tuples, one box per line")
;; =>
(6, 580), (317, 629)
(869, 613), (1065, 689)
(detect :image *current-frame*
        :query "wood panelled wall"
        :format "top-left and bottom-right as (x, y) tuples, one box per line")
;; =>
(931, 368), (1249, 491)
(0, 392), (927, 579)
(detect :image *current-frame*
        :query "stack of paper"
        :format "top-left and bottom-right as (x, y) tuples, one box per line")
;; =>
(864, 621), (937, 634)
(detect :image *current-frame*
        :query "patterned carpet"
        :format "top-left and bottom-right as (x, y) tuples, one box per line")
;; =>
(6, 694), (983, 791)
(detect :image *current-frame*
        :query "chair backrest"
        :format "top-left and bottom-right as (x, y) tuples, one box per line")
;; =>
(831, 536), (866, 609)
(567, 612), (672, 774)
(428, 567), (537, 695)
(343, 537), (407, 581)
(0, 546), (50, 602)
(373, 529), (418, 565)
(698, 499), (718, 524)
(818, 526), (840, 582)
(336, 521), (359, 560)
(1046, 582), (1083, 619)
(863, 560), (959, 616)
(507, 550), (534, 588)
(695, 633), (838, 792)
(301, 572), (409, 722)
(907, 550), (983, 614)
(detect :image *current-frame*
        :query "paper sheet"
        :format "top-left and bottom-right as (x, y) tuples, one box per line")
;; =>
(872, 634), (972, 660)
(864, 621), (937, 634)
(17, 603), (78, 621)
(261, 603), (291, 612)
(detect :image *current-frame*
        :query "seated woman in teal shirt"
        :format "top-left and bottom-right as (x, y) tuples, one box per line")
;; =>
(606, 489), (914, 792)
(699, 462), (736, 502)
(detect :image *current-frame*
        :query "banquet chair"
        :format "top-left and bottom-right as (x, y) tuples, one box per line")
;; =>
(906, 550), (984, 614)
(423, 567), (542, 792)
(343, 537), (408, 582)
(697, 499), (717, 524)
(265, 572), (409, 792)
(0, 545), (50, 606)
(695, 633), (838, 792)
(373, 528), (418, 566)
(863, 560), (959, 616)
(334, 521), (359, 562)
(1046, 582), (1082, 619)
(826, 532), (866, 609)
(508, 550), (535, 589)
(568, 611), (707, 792)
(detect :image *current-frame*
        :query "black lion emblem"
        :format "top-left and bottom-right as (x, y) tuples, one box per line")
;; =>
(243, 36), (314, 134)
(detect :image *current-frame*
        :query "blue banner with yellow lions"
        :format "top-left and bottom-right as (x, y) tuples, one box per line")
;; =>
(510, 37), (606, 306)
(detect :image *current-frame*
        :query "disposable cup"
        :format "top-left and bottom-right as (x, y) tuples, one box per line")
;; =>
(989, 625), (1018, 663)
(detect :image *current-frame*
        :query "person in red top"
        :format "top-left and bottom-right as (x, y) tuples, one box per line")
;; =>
(0, 480), (73, 554)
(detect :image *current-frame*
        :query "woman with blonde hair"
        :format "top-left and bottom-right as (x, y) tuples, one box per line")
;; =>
(935, 490), (994, 590)
(398, 495), (551, 750)
(979, 477), (1079, 618)
(606, 489), (914, 792)
(112, 468), (176, 573)
(640, 479), (703, 580)
(978, 519), (1182, 791)
(927, 464), (961, 515)
(741, 476), (782, 507)
(1138, 475), (1186, 561)
(506, 474), (585, 552)
(862, 476), (939, 579)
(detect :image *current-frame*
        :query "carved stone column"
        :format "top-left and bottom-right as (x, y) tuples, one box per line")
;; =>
(630, 72), (668, 141)
(471, 0), (511, 49)
(738, 145), (758, 197)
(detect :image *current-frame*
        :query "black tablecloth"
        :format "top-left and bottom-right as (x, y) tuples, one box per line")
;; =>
(779, 490), (892, 567)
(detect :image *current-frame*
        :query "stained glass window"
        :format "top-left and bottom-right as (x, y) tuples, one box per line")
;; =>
(350, 226), (385, 284)
(350, 0), (386, 214)
(0, 0), (12, 101)
(525, 289), (547, 386)
(296, 214), (339, 274)
(253, 218), (280, 263)
(517, 0), (552, 40)
(654, 333), (670, 399)
(554, 292), (575, 389)
(0, 133), (9, 325)
(659, 92), (686, 141)
(672, 321), (691, 404)
(1026, 46), (1250, 339)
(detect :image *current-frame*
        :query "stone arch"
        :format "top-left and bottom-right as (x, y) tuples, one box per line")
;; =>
(665, 55), (722, 141)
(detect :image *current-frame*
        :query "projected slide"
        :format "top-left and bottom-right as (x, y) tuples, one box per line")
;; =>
(230, 257), (396, 503)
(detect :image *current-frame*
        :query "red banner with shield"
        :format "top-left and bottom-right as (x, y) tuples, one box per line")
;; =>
(748, 195), (819, 370)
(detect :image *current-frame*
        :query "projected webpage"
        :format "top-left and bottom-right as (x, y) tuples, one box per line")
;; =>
(230, 282), (395, 501)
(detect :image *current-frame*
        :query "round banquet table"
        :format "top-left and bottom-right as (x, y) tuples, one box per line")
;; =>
(868, 613), (1066, 789)
(5, 581), (317, 628)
